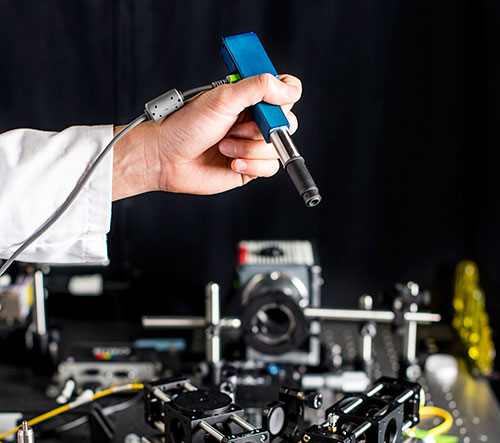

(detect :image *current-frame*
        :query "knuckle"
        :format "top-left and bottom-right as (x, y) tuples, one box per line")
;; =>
(257, 73), (274, 90)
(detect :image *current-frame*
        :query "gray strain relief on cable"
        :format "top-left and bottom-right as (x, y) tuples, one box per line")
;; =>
(144, 89), (184, 121)
(284, 157), (322, 207)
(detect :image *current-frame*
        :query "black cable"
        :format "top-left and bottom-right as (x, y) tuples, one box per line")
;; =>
(45, 392), (143, 435)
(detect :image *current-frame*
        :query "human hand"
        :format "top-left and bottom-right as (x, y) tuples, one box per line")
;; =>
(112, 74), (301, 200)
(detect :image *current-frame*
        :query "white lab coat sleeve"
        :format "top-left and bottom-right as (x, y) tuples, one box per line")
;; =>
(0, 125), (114, 264)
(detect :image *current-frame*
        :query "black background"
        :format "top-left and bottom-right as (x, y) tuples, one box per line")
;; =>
(0, 1), (499, 325)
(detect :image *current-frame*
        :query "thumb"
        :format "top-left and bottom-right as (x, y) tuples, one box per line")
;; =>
(203, 73), (302, 117)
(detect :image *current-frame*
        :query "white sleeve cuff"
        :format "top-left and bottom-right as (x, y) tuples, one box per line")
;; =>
(0, 125), (114, 264)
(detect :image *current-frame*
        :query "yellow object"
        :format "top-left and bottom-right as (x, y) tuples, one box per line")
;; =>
(420, 406), (454, 436)
(406, 405), (455, 440)
(0, 383), (144, 441)
(453, 260), (495, 375)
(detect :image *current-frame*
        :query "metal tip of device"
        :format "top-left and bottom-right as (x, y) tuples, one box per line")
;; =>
(303, 190), (322, 208)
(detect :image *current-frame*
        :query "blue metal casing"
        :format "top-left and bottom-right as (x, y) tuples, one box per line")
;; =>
(221, 32), (289, 143)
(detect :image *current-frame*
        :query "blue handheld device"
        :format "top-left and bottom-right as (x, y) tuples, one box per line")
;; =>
(221, 32), (321, 207)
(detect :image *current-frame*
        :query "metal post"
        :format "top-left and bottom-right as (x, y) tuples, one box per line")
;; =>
(17, 420), (34, 443)
(142, 316), (206, 328)
(403, 303), (418, 363)
(359, 295), (376, 377)
(153, 388), (171, 403)
(33, 269), (46, 336)
(205, 282), (221, 365)
(304, 308), (440, 324)
(230, 414), (256, 432)
(353, 421), (372, 438)
(199, 421), (225, 442)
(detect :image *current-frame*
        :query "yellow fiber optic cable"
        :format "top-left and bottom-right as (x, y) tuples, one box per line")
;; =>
(420, 406), (454, 436)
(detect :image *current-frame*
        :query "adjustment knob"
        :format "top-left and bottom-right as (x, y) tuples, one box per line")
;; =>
(305, 392), (323, 409)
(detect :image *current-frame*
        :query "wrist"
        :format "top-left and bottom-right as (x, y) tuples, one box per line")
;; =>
(112, 120), (161, 200)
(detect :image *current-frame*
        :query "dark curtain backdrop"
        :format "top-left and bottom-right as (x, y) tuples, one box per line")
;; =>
(0, 1), (499, 321)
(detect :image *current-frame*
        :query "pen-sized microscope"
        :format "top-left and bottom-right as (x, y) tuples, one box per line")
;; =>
(221, 33), (321, 208)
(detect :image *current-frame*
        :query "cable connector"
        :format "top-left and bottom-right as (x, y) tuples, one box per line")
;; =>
(211, 74), (241, 88)
(144, 89), (184, 122)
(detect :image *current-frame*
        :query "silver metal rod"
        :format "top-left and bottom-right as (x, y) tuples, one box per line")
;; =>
(373, 405), (389, 417)
(396, 389), (414, 404)
(142, 316), (241, 329)
(230, 414), (256, 432)
(206, 333), (221, 364)
(142, 311), (440, 328)
(220, 318), (242, 328)
(341, 397), (363, 414)
(401, 420), (413, 432)
(305, 308), (395, 322)
(206, 282), (220, 325)
(205, 282), (221, 365)
(142, 310), (438, 329)
(353, 421), (372, 438)
(404, 320), (418, 363)
(142, 316), (206, 328)
(206, 331), (221, 365)
(199, 421), (225, 442)
(404, 312), (441, 323)
(404, 303), (418, 362)
(362, 333), (373, 362)
(33, 269), (46, 336)
(153, 388), (171, 403)
(365, 383), (384, 397)
(269, 126), (300, 165)
(304, 308), (440, 324)
(184, 381), (198, 391)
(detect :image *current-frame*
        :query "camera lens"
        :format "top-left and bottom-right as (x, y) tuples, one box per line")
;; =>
(251, 302), (296, 346)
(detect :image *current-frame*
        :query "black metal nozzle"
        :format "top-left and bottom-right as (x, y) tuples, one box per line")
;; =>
(285, 157), (322, 207)
(269, 128), (321, 208)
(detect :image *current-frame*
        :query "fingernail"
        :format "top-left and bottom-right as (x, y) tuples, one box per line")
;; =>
(219, 140), (235, 156)
(234, 159), (247, 172)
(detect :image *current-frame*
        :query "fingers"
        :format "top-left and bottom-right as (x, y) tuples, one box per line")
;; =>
(231, 158), (280, 178)
(219, 138), (278, 160)
(218, 108), (298, 182)
(209, 73), (302, 116)
(278, 73), (302, 91)
(277, 74), (302, 114)
(228, 111), (298, 140)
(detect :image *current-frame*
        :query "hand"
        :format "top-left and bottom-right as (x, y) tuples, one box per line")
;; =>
(112, 73), (301, 200)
